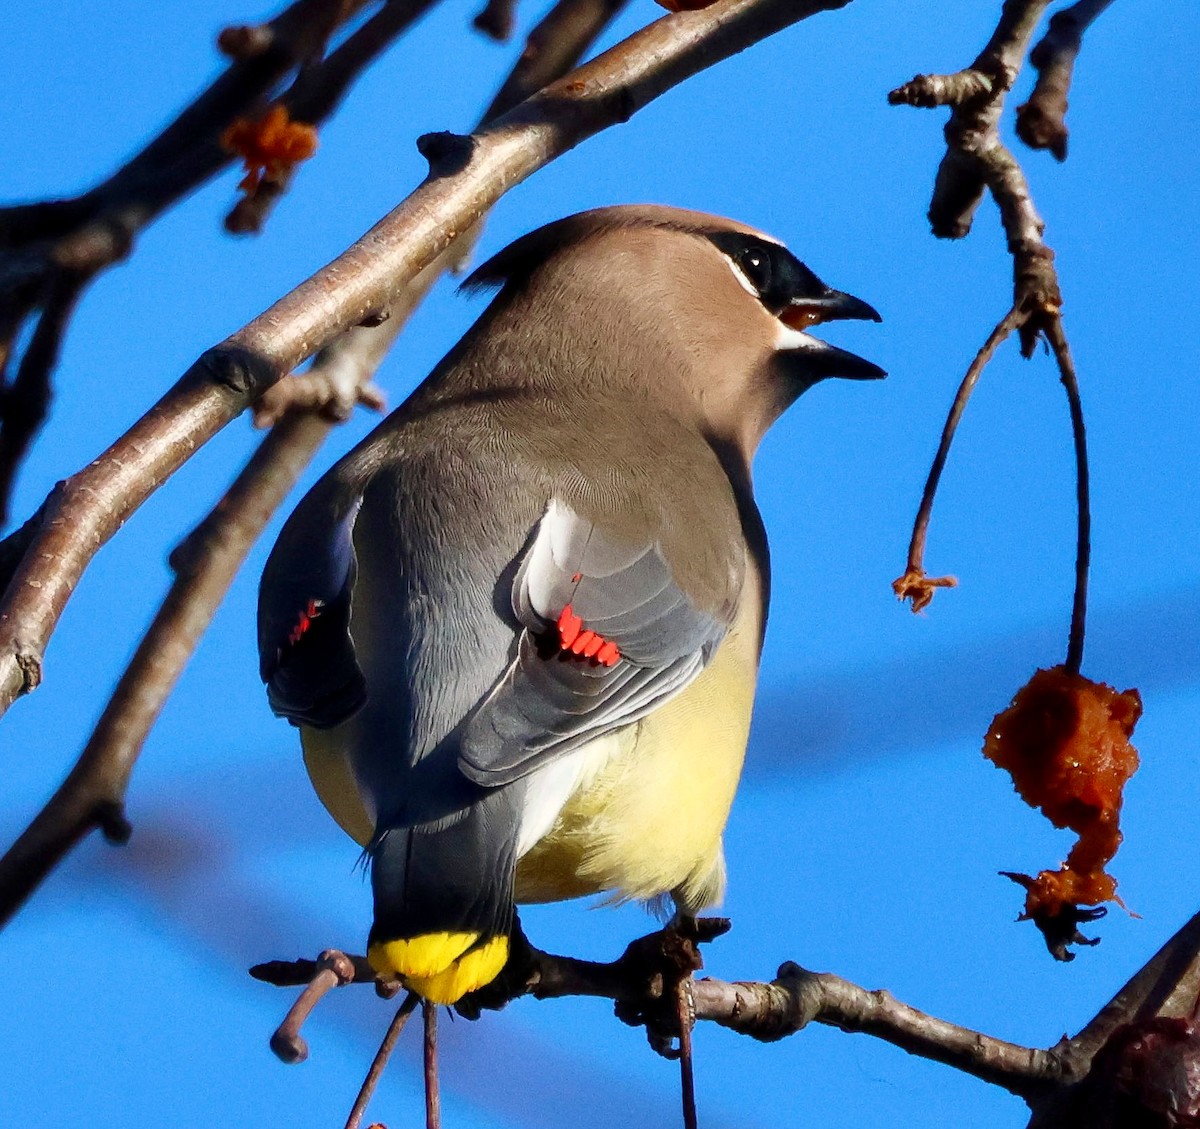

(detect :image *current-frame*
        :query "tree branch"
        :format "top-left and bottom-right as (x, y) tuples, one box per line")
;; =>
(253, 909), (1200, 1122)
(473, 0), (519, 42)
(0, 0), (851, 722)
(1016, 0), (1116, 161)
(889, 0), (1053, 240)
(0, 279), (83, 527)
(251, 926), (1064, 1100)
(0, 0), (434, 520)
(0, 308), (411, 927)
(345, 994), (420, 1129)
(890, 0), (1072, 614)
(892, 305), (1023, 612)
(227, 0), (446, 233)
(0, 0), (357, 253)
(483, 0), (630, 120)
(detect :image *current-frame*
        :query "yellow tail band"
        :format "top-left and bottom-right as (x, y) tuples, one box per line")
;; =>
(368, 932), (510, 1005)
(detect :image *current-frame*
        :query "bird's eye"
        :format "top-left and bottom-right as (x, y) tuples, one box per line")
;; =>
(737, 247), (772, 294)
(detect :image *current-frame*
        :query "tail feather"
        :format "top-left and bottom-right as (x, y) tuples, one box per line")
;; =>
(367, 792), (520, 1004)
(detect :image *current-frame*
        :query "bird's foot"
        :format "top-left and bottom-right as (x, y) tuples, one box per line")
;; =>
(612, 915), (730, 1059)
(454, 918), (541, 1018)
(453, 914), (731, 1060)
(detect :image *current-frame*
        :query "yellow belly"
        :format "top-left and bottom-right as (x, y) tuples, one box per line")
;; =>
(514, 574), (761, 912)
(302, 575), (762, 915)
(302, 722), (375, 847)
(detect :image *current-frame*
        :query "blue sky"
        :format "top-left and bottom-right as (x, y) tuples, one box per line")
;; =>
(2, 2), (1198, 1127)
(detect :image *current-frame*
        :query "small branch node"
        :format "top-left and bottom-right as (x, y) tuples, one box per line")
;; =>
(357, 309), (390, 328)
(1016, 0), (1114, 162)
(265, 949), (369, 1064)
(217, 23), (275, 59)
(15, 648), (41, 694)
(96, 801), (133, 845)
(416, 132), (476, 177)
(888, 69), (994, 109)
(473, 0), (517, 41)
(195, 343), (281, 401)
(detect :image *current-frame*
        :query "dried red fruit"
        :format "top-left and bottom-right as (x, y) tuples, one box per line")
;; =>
(1083, 1017), (1200, 1127)
(984, 665), (1141, 955)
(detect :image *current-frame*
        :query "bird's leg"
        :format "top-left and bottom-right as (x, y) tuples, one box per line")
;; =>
(423, 998), (441, 1129)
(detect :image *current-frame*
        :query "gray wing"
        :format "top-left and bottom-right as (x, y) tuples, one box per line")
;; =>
(458, 499), (738, 787)
(257, 476), (367, 730)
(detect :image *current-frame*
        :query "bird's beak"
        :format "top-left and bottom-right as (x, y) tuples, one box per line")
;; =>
(777, 289), (886, 381)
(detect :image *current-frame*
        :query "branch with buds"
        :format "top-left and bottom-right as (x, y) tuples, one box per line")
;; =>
(252, 908), (1200, 1129)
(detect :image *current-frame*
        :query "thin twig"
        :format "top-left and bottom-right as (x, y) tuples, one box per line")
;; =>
(677, 980), (698, 1129)
(249, 910), (1200, 1125)
(269, 949), (360, 1063)
(1044, 316), (1090, 674)
(0, 0), (356, 253)
(252, 951), (381, 988)
(0, 280), (83, 526)
(893, 306), (1025, 612)
(423, 1000), (441, 1129)
(228, 0), (445, 233)
(344, 993), (420, 1129)
(696, 964), (1063, 1098)
(483, 0), (630, 120)
(0, 303), (412, 926)
(0, 0), (423, 509)
(889, 0), (1053, 239)
(1016, 0), (1116, 161)
(889, 0), (1069, 612)
(0, 0), (853, 720)
(474, 0), (518, 41)
(251, 929), (1065, 1098)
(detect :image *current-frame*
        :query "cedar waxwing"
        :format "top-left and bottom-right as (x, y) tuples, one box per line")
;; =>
(258, 205), (883, 1006)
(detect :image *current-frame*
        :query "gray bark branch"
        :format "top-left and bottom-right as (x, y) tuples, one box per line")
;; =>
(1016, 0), (1116, 161)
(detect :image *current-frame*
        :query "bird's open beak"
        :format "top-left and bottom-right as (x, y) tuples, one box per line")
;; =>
(777, 289), (886, 381)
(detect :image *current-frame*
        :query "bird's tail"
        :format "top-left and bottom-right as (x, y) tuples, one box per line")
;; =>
(367, 797), (518, 1005)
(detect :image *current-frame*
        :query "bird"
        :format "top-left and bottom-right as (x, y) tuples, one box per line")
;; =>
(258, 204), (884, 1007)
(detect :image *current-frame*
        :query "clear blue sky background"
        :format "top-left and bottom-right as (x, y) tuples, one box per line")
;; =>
(2, 2), (1198, 1127)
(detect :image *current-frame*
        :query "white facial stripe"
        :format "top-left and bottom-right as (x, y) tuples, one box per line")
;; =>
(720, 254), (760, 297)
(716, 232), (790, 300)
(775, 323), (826, 352)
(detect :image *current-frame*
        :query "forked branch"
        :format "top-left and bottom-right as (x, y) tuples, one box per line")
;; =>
(0, 0), (436, 523)
(889, 0), (1088, 663)
(0, 0), (852, 721)
(253, 908), (1200, 1127)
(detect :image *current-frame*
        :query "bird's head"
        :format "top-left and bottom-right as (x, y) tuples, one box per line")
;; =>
(464, 205), (884, 456)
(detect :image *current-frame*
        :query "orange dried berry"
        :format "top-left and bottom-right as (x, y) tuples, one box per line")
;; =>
(984, 665), (1142, 933)
(221, 104), (318, 193)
